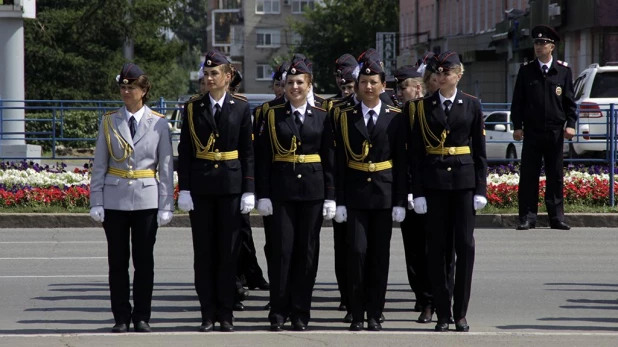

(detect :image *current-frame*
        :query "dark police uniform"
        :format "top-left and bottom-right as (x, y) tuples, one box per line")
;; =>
(511, 25), (577, 230)
(334, 57), (407, 330)
(408, 51), (487, 332)
(177, 51), (254, 330)
(255, 56), (336, 330)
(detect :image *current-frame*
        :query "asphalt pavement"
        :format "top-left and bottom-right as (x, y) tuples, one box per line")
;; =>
(0, 227), (617, 346)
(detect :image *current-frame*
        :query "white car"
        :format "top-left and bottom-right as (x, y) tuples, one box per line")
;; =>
(483, 111), (523, 161)
(570, 63), (618, 157)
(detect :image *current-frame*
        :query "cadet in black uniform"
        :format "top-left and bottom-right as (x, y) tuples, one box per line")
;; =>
(255, 55), (336, 332)
(407, 51), (487, 332)
(511, 25), (577, 231)
(177, 50), (255, 332)
(333, 57), (407, 331)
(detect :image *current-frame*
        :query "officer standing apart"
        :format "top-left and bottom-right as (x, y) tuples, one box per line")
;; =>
(333, 57), (407, 332)
(408, 52), (487, 332)
(255, 55), (336, 332)
(177, 51), (255, 332)
(89, 63), (174, 333)
(511, 25), (577, 231)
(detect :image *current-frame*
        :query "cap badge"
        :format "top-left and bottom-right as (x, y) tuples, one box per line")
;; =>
(207, 60), (212, 66)
(556, 86), (562, 96)
(122, 79), (129, 84)
(438, 67), (444, 72)
(365, 68), (371, 74)
(230, 100), (235, 104)
(290, 67), (296, 74)
(458, 99), (463, 104)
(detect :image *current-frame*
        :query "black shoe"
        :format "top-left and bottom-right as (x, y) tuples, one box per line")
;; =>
(134, 321), (151, 333)
(367, 318), (382, 331)
(417, 306), (434, 323)
(349, 322), (363, 331)
(449, 317), (455, 324)
(269, 322), (283, 332)
(199, 320), (214, 332)
(413, 302), (423, 312)
(434, 318), (449, 332)
(111, 322), (129, 333)
(379, 313), (385, 324)
(220, 321), (234, 332)
(516, 220), (531, 230)
(338, 303), (347, 311)
(550, 221), (571, 230)
(263, 302), (271, 310)
(343, 312), (353, 323)
(292, 321), (307, 331)
(237, 288), (250, 301)
(249, 279), (270, 290)
(455, 318), (470, 332)
(233, 302), (245, 311)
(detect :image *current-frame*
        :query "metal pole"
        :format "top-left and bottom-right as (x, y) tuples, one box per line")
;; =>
(0, 17), (25, 145)
(610, 103), (615, 207)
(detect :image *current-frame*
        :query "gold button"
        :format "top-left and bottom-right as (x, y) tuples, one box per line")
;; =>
(447, 167), (452, 171)
(448, 147), (456, 155)
(214, 164), (219, 168)
(297, 174), (302, 179)
(128, 181), (133, 185)
(215, 149), (219, 153)
(368, 161), (372, 164)
(128, 165), (133, 169)
(369, 144), (373, 148)
(367, 178), (372, 182)
(298, 142), (302, 146)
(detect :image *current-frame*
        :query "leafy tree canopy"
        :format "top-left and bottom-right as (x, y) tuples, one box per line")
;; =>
(291, 0), (399, 94)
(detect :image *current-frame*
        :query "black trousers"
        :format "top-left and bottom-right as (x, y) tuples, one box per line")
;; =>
(518, 129), (565, 224)
(268, 200), (323, 325)
(425, 189), (475, 321)
(399, 211), (432, 308)
(103, 208), (158, 325)
(346, 208), (393, 322)
(237, 213), (266, 287)
(190, 194), (241, 323)
(333, 220), (348, 311)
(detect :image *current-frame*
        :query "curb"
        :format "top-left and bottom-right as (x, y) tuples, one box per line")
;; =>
(1, 213), (617, 229)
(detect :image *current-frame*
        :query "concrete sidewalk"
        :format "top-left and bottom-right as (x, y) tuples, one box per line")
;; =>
(1, 213), (617, 229)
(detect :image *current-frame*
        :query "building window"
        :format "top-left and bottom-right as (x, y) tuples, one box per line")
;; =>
(292, 0), (314, 14)
(256, 29), (281, 47)
(255, 0), (280, 14)
(256, 64), (274, 80)
(291, 32), (302, 45)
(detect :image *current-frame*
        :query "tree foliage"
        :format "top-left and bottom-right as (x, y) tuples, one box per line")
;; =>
(291, 0), (399, 94)
(24, 0), (196, 101)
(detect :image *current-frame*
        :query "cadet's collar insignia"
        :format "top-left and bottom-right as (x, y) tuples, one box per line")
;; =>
(457, 99), (463, 104)
(290, 67), (296, 74)
(385, 108), (390, 113)
(307, 109), (312, 114)
(230, 99), (235, 104)
(353, 109), (358, 114)
(200, 103), (204, 107)
(122, 79), (129, 84)
(347, 102), (351, 106)
(365, 68), (371, 74)
(432, 100), (437, 105)
(206, 60), (212, 66)
(437, 67), (443, 72)
(286, 110), (290, 114)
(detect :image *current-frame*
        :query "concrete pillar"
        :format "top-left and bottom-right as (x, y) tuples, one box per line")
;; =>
(0, 18), (25, 145)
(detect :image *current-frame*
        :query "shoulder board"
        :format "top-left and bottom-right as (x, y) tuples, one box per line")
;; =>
(340, 106), (355, 113)
(556, 60), (569, 67)
(103, 110), (116, 117)
(311, 105), (326, 112)
(188, 93), (202, 102)
(232, 93), (248, 101)
(461, 91), (477, 99)
(387, 105), (401, 113)
(151, 110), (166, 118)
(270, 103), (285, 109)
(522, 61), (528, 66)
(314, 93), (325, 101)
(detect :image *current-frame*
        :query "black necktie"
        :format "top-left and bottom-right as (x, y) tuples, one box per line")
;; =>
(443, 100), (452, 117)
(294, 110), (303, 132)
(214, 104), (222, 126)
(367, 110), (376, 134)
(542, 65), (548, 76)
(129, 116), (137, 139)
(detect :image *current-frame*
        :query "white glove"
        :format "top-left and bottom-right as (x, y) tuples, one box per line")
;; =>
(392, 206), (406, 222)
(240, 193), (255, 214)
(89, 206), (105, 222)
(473, 195), (488, 211)
(334, 206), (347, 223)
(178, 190), (194, 212)
(413, 197), (427, 214)
(257, 198), (273, 216)
(157, 210), (173, 226)
(407, 194), (414, 210)
(322, 200), (336, 220)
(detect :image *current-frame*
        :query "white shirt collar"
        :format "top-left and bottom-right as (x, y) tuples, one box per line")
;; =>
(291, 103), (308, 123)
(538, 57), (553, 71)
(209, 92), (227, 112)
(353, 95), (361, 105)
(438, 89), (457, 109)
(126, 106), (145, 124)
(361, 101), (382, 125)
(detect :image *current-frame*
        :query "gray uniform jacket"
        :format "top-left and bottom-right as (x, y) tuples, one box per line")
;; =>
(90, 106), (175, 211)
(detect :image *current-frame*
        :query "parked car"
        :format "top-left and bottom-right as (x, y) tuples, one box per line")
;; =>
(484, 111), (523, 161)
(570, 62), (618, 157)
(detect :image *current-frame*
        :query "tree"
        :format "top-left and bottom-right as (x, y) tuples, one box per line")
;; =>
(290, 0), (399, 94)
(24, 0), (190, 101)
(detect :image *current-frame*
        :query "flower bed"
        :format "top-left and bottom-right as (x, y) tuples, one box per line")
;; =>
(0, 161), (617, 209)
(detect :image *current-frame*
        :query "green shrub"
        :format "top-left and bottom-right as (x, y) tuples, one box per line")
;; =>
(25, 111), (103, 151)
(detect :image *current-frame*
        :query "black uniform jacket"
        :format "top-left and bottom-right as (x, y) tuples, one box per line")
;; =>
(255, 102), (336, 202)
(407, 91), (487, 197)
(177, 92), (254, 195)
(334, 102), (407, 210)
(253, 96), (286, 136)
(511, 58), (577, 131)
